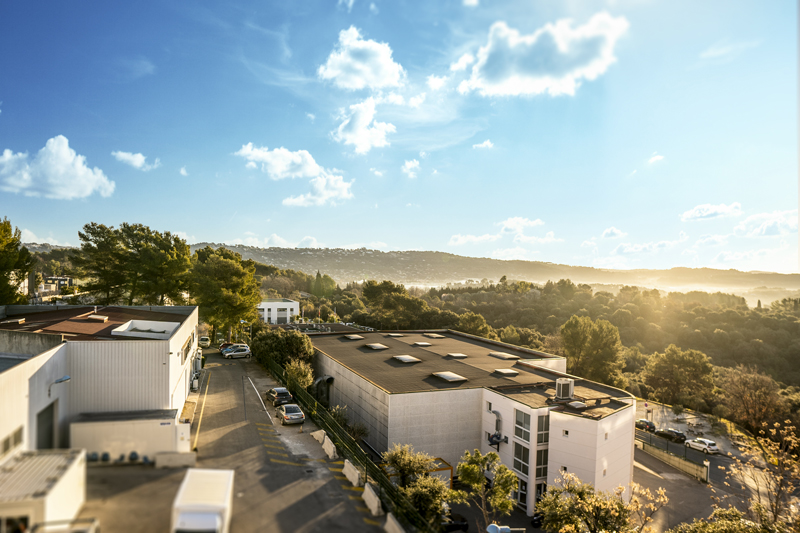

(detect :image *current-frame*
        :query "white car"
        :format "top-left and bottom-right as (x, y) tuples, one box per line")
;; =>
(685, 437), (720, 454)
(198, 336), (211, 348)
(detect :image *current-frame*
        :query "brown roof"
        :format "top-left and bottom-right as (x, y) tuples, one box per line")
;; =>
(0, 306), (192, 341)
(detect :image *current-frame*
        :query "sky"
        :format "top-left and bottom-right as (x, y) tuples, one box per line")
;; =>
(0, 0), (797, 273)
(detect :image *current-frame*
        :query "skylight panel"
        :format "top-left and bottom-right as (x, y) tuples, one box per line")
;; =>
(423, 333), (445, 339)
(386, 333), (404, 337)
(494, 369), (519, 376)
(365, 343), (389, 350)
(432, 371), (468, 382)
(489, 351), (520, 361)
(344, 334), (364, 340)
(393, 355), (421, 364)
(413, 342), (432, 347)
(446, 353), (468, 359)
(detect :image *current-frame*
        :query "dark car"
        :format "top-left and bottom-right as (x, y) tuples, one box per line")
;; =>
(635, 419), (656, 432)
(441, 513), (468, 532)
(265, 387), (293, 407)
(530, 513), (544, 529)
(655, 428), (686, 443)
(218, 342), (235, 353)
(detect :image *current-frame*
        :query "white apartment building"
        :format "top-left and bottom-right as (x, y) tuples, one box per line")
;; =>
(311, 331), (635, 516)
(257, 299), (300, 324)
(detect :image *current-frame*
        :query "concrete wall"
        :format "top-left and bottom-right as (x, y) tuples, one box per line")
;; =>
(71, 418), (182, 459)
(388, 388), (483, 469)
(317, 352), (390, 454)
(167, 307), (199, 409)
(43, 450), (86, 524)
(0, 329), (64, 357)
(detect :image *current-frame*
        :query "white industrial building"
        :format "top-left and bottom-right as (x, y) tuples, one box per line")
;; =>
(311, 331), (635, 515)
(0, 304), (199, 529)
(257, 298), (300, 324)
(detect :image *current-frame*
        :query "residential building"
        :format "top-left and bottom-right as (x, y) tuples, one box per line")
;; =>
(311, 330), (635, 515)
(257, 298), (300, 324)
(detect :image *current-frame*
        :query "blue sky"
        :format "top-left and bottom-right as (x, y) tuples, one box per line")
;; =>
(1, 0), (796, 273)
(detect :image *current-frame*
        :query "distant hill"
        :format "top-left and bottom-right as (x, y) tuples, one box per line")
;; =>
(190, 243), (800, 303)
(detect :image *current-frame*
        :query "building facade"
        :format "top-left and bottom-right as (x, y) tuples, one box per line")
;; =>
(257, 299), (300, 324)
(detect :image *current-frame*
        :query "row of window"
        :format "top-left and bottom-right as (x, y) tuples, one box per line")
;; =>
(511, 408), (549, 444)
(0, 426), (23, 462)
(512, 442), (549, 478)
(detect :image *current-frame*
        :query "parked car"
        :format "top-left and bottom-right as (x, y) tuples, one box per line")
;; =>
(530, 512), (544, 529)
(198, 336), (211, 348)
(276, 404), (305, 425)
(218, 342), (235, 353)
(441, 513), (469, 532)
(223, 347), (251, 359)
(685, 437), (719, 454)
(221, 343), (248, 355)
(635, 419), (656, 432)
(265, 387), (293, 407)
(655, 428), (686, 443)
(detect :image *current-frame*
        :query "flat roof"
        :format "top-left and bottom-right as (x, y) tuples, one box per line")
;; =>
(0, 450), (83, 502)
(312, 330), (632, 418)
(0, 353), (32, 373)
(73, 409), (178, 423)
(259, 299), (298, 304)
(0, 306), (194, 341)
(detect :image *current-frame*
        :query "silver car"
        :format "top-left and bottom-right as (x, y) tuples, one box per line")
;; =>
(685, 437), (719, 454)
(276, 404), (305, 425)
(223, 346), (251, 359)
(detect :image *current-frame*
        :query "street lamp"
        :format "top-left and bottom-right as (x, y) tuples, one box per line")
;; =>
(48, 375), (71, 397)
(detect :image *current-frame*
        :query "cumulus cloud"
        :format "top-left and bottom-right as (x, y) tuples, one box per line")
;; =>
(318, 26), (405, 90)
(612, 232), (688, 255)
(233, 233), (322, 248)
(111, 150), (161, 171)
(648, 153), (664, 164)
(463, 0), (479, 5)
(401, 159), (420, 179)
(332, 97), (396, 154)
(427, 75), (447, 90)
(458, 13), (628, 97)
(338, 0), (354, 12)
(472, 139), (494, 149)
(450, 53), (475, 72)
(21, 229), (66, 246)
(306, 113), (316, 122)
(370, 168), (383, 177)
(448, 233), (502, 245)
(409, 93), (426, 108)
(235, 144), (322, 179)
(694, 234), (728, 247)
(0, 135), (115, 199)
(680, 202), (742, 221)
(369, 2), (378, 14)
(282, 172), (354, 207)
(602, 226), (626, 239)
(513, 231), (563, 244)
(179, 166), (188, 176)
(734, 210), (798, 237)
(581, 239), (598, 248)
(499, 216), (544, 234)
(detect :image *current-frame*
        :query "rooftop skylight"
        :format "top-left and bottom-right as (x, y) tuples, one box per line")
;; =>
(365, 343), (389, 350)
(489, 351), (520, 361)
(413, 342), (432, 347)
(494, 369), (519, 376)
(432, 371), (468, 382)
(423, 333), (445, 339)
(393, 355), (421, 364)
(386, 333), (404, 337)
(344, 334), (364, 340)
(446, 353), (468, 359)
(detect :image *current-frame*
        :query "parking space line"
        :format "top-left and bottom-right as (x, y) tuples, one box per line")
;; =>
(341, 486), (364, 492)
(265, 451), (289, 457)
(348, 496), (361, 501)
(270, 458), (306, 467)
(334, 475), (347, 481)
(363, 518), (382, 527)
(191, 373), (211, 451)
(263, 444), (285, 450)
(328, 467), (344, 472)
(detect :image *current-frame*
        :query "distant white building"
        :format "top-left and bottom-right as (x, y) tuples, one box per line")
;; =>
(311, 331), (635, 516)
(258, 299), (300, 324)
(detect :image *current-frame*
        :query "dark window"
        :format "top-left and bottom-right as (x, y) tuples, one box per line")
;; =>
(536, 449), (548, 478)
(513, 442), (530, 475)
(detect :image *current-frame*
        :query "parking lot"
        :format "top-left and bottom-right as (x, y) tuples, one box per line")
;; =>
(78, 348), (382, 533)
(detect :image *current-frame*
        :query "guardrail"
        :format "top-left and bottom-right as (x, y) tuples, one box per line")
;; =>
(636, 431), (709, 483)
(263, 357), (438, 533)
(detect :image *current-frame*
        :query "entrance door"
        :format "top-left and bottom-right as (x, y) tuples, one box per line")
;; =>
(517, 479), (528, 509)
(36, 401), (56, 449)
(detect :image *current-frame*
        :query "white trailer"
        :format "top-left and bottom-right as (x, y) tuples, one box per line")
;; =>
(171, 468), (234, 533)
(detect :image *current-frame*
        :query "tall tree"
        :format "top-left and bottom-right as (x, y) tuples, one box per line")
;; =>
(71, 222), (126, 305)
(118, 222), (153, 305)
(456, 449), (518, 532)
(0, 218), (35, 304)
(138, 230), (191, 305)
(381, 443), (437, 488)
(644, 344), (714, 406)
(561, 316), (626, 387)
(720, 365), (788, 433)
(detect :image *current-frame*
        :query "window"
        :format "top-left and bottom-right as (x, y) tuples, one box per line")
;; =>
(535, 449), (548, 478)
(605, 432), (609, 440)
(537, 414), (549, 444)
(486, 401), (492, 413)
(12, 427), (22, 446)
(513, 442), (530, 475)
(562, 429), (569, 437)
(515, 410), (531, 442)
(603, 468), (607, 477)
(535, 482), (547, 502)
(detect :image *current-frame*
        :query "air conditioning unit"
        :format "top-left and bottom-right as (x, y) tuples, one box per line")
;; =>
(555, 378), (574, 400)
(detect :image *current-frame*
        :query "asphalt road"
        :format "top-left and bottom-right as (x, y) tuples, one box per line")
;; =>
(635, 429), (733, 484)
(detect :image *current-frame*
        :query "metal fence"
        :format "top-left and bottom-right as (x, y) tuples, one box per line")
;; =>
(263, 357), (438, 533)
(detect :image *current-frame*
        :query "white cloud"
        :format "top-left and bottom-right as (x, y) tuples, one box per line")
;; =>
(472, 139), (494, 149)
(463, 0), (479, 5)
(513, 231), (563, 244)
(427, 75), (447, 90)
(369, 2), (378, 14)
(380, 93), (405, 105)
(297, 236), (321, 248)
(235, 144), (322, 179)
(581, 239), (598, 248)
(694, 234), (728, 247)
(0, 135), (115, 199)
(369, 168), (383, 177)
(245, 161), (257, 169)
(338, 0), (354, 12)
(700, 40), (759, 62)
(409, 93), (426, 108)
(282, 172), (354, 207)
(419, 151), (428, 158)
(20, 229), (65, 246)
(459, 13), (628, 97)
(174, 231), (196, 242)
(318, 26), (405, 90)
(450, 53), (475, 72)
(680, 202), (742, 221)
(342, 240), (388, 249)
(111, 150), (161, 171)
(612, 232), (688, 255)
(734, 210), (798, 237)
(648, 153), (664, 164)
(601, 226), (626, 239)
(306, 112), (316, 122)
(431, 169), (438, 175)
(491, 247), (538, 260)
(499, 216), (544, 234)
(180, 166), (188, 176)
(448, 233), (502, 245)
(332, 97), (396, 154)
(401, 159), (420, 179)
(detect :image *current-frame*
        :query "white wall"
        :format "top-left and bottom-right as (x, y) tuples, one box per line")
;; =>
(44, 450), (86, 524)
(387, 388), (483, 468)
(167, 308), (198, 410)
(71, 418), (182, 459)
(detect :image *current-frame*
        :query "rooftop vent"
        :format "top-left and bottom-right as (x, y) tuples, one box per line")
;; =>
(344, 334), (364, 340)
(413, 342), (432, 347)
(432, 371), (468, 383)
(568, 401), (587, 410)
(556, 378), (575, 400)
(489, 351), (519, 361)
(446, 353), (468, 359)
(393, 355), (421, 364)
(386, 333), (405, 337)
(365, 343), (389, 350)
(0, 318), (25, 325)
(423, 333), (445, 339)
(494, 369), (519, 376)
(87, 315), (109, 323)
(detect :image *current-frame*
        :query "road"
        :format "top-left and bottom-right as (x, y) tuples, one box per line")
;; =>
(635, 429), (733, 484)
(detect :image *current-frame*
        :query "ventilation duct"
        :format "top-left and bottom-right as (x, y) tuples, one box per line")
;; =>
(555, 378), (574, 400)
